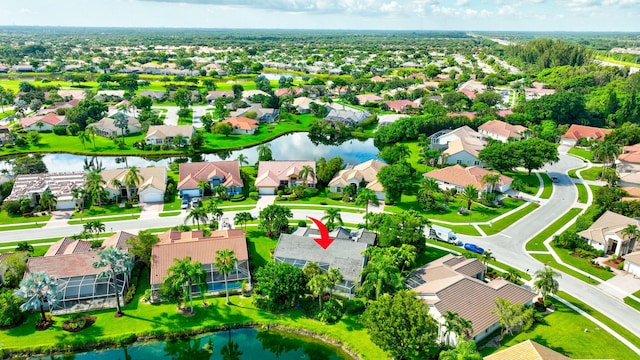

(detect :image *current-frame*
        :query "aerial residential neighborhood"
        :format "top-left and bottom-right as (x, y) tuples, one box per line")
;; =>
(0, 4), (640, 359)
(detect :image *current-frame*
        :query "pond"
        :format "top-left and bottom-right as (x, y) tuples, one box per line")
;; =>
(33, 328), (351, 360)
(11, 133), (379, 173)
(260, 72), (303, 81)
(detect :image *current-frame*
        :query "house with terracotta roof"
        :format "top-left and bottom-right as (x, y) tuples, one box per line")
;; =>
(424, 165), (513, 194)
(623, 251), (640, 276)
(274, 88), (302, 98)
(6, 172), (85, 210)
(0, 125), (13, 146)
(484, 339), (570, 360)
(446, 111), (477, 120)
(223, 116), (259, 135)
(458, 80), (486, 100)
(178, 161), (243, 198)
(329, 160), (387, 200)
(577, 211), (639, 256)
(56, 90), (87, 101)
(274, 226), (376, 295)
(255, 161), (317, 195)
(24, 231), (135, 314)
(150, 229), (251, 296)
(616, 143), (640, 174)
(560, 124), (612, 147)
(145, 125), (194, 145)
(356, 94), (383, 105)
(478, 119), (528, 142)
(101, 167), (167, 203)
(88, 116), (142, 138)
(19, 113), (68, 132)
(407, 254), (536, 345)
(384, 99), (422, 113)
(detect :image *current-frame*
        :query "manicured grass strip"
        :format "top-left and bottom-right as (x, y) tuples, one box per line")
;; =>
(479, 203), (538, 235)
(388, 196), (526, 223)
(0, 223), (47, 231)
(480, 296), (639, 359)
(539, 173), (553, 199)
(568, 166), (586, 179)
(426, 239), (530, 280)
(68, 215), (141, 225)
(431, 223), (481, 236)
(526, 208), (582, 252)
(559, 291), (640, 348)
(70, 204), (141, 219)
(569, 147), (594, 161)
(530, 254), (600, 284)
(0, 211), (51, 225)
(551, 245), (615, 281)
(634, 290), (640, 298)
(283, 205), (363, 214)
(624, 296), (640, 313)
(575, 183), (588, 204)
(581, 166), (603, 181)
(163, 197), (182, 211)
(503, 171), (540, 195)
(159, 211), (181, 217)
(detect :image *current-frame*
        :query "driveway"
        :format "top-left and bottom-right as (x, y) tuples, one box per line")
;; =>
(192, 106), (209, 129)
(153, 106), (179, 126)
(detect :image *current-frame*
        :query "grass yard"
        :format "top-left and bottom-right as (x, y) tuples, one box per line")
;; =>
(530, 253), (600, 284)
(526, 208), (582, 252)
(159, 211), (181, 217)
(163, 196), (183, 211)
(539, 173), (553, 199)
(177, 108), (193, 125)
(0, 223), (47, 231)
(551, 245), (616, 281)
(283, 205), (364, 214)
(68, 215), (140, 225)
(503, 171), (540, 195)
(568, 166), (586, 179)
(576, 183), (589, 204)
(581, 166), (603, 181)
(245, 230), (278, 270)
(624, 296), (640, 312)
(480, 297), (638, 359)
(431, 223), (481, 236)
(70, 204), (142, 219)
(568, 147), (594, 161)
(479, 203), (538, 235)
(0, 211), (51, 225)
(415, 246), (451, 268)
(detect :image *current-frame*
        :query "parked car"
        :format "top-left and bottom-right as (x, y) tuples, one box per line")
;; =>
(181, 197), (190, 209)
(551, 176), (559, 183)
(463, 243), (485, 254)
(191, 197), (201, 207)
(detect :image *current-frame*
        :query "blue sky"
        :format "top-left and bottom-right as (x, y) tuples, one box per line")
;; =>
(1, 0), (639, 32)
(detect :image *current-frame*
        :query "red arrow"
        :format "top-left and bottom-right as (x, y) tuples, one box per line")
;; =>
(308, 216), (335, 250)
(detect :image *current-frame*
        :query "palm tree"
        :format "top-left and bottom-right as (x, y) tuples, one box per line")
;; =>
(303, 261), (322, 279)
(481, 173), (501, 193)
(197, 180), (209, 197)
(419, 177), (440, 196)
(461, 185), (479, 211)
(418, 147), (441, 168)
(39, 189), (57, 213)
(234, 212), (253, 229)
(298, 165), (316, 188)
(71, 187), (87, 212)
(443, 311), (461, 346)
(505, 268), (521, 283)
(113, 112), (129, 144)
(185, 205), (209, 230)
(480, 250), (495, 266)
(308, 274), (330, 309)
(84, 220), (105, 240)
(533, 266), (561, 302)
(220, 329), (243, 360)
(355, 188), (380, 221)
(326, 267), (343, 299)
(592, 140), (622, 178)
(214, 249), (238, 305)
(93, 246), (134, 316)
(14, 271), (61, 324)
(321, 208), (343, 231)
(163, 257), (205, 314)
(236, 153), (249, 166)
(85, 170), (106, 206)
(358, 257), (403, 300)
(206, 199), (224, 224)
(621, 224), (639, 243)
(85, 126), (98, 149)
(77, 131), (90, 150)
(257, 143), (273, 161)
(124, 166), (141, 201)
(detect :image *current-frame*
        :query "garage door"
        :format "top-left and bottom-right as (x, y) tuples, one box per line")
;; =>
(56, 200), (76, 210)
(259, 187), (275, 195)
(140, 192), (163, 203)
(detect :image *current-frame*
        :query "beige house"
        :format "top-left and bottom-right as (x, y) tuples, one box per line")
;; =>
(623, 251), (640, 276)
(484, 340), (570, 360)
(145, 125), (194, 145)
(478, 119), (528, 142)
(577, 211), (638, 256)
(328, 160), (387, 200)
(255, 161), (317, 195)
(178, 161), (244, 198)
(408, 254), (536, 346)
(5, 172), (85, 210)
(101, 167), (167, 203)
(89, 116), (142, 138)
(424, 165), (513, 194)
(432, 125), (487, 167)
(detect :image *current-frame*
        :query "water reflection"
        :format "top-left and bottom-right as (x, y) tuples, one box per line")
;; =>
(34, 133), (377, 172)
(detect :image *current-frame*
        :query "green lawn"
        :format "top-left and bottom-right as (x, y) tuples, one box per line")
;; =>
(177, 108), (193, 125)
(0, 211), (51, 225)
(282, 205), (364, 214)
(245, 230), (278, 270)
(431, 223), (481, 236)
(276, 195), (362, 209)
(539, 173), (553, 199)
(163, 196), (182, 211)
(551, 246), (615, 281)
(526, 208), (582, 252)
(159, 211), (181, 217)
(581, 166), (603, 181)
(575, 183), (588, 204)
(568, 147), (594, 161)
(568, 166), (586, 179)
(0, 109), (15, 119)
(387, 196), (526, 223)
(503, 171), (540, 195)
(0, 223), (47, 231)
(70, 204), (141, 219)
(480, 297), (638, 359)
(530, 254), (600, 284)
(415, 246), (451, 268)
(479, 203), (538, 235)
(68, 215), (141, 225)
(634, 290), (640, 297)
(624, 296), (640, 312)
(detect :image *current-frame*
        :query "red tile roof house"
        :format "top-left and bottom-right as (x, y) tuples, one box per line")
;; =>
(24, 231), (136, 314)
(424, 165), (513, 194)
(19, 113), (68, 132)
(274, 87), (302, 97)
(150, 229), (251, 298)
(255, 161), (317, 195)
(560, 124), (612, 147)
(616, 143), (640, 174)
(406, 254), (536, 346)
(384, 99), (422, 113)
(223, 116), (259, 135)
(478, 119), (528, 142)
(178, 161), (244, 199)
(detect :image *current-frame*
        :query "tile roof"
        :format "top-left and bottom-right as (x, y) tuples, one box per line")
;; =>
(377, 114), (409, 125)
(255, 161), (316, 188)
(618, 143), (640, 164)
(20, 113), (66, 128)
(561, 124), (611, 141)
(484, 339), (570, 360)
(90, 116), (141, 133)
(146, 125), (194, 139)
(424, 165), (513, 190)
(6, 172), (85, 202)
(177, 161), (243, 190)
(27, 253), (101, 278)
(356, 94), (384, 103)
(328, 159), (386, 188)
(150, 229), (249, 285)
(101, 167), (167, 193)
(101, 231), (136, 249)
(577, 210), (639, 246)
(384, 99), (422, 112)
(479, 120), (528, 140)
(223, 116), (259, 131)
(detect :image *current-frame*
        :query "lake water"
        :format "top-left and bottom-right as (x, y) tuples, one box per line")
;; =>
(33, 327), (351, 359)
(18, 133), (379, 173)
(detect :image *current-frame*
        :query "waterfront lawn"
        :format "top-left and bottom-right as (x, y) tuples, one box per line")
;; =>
(479, 203), (538, 235)
(525, 208), (582, 252)
(581, 166), (603, 181)
(539, 173), (553, 199)
(70, 203), (141, 219)
(568, 147), (594, 161)
(0, 210), (51, 225)
(480, 297), (638, 359)
(576, 183), (588, 204)
(503, 171), (540, 195)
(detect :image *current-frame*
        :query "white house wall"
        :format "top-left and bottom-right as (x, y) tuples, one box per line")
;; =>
(624, 261), (640, 276)
(447, 151), (483, 167)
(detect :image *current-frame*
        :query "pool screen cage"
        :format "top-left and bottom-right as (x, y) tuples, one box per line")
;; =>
(51, 273), (129, 314)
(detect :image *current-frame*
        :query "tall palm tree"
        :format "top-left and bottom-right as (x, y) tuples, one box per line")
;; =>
(481, 173), (501, 193)
(113, 112), (129, 144)
(206, 199), (224, 223)
(533, 266), (561, 302)
(298, 165), (316, 188)
(93, 246), (134, 316)
(419, 177), (441, 196)
(77, 131), (90, 150)
(84, 219), (105, 240)
(355, 188), (380, 221)
(236, 153), (249, 166)
(505, 268), (521, 283)
(14, 271), (61, 324)
(85, 170), (106, 206)
(358, 257), (403, 300)
(185, 206), (209, 230)
(257, 143), (273, 162)
(163, 257), (205, 314)
(480, 250), (495, 266)
(621, 224), (639, 243)
(592, 140), (622, 178)
(214, 249), (238, 305)
(233, 212), (253, 229)
(85, 126), (98, 149)
(308, 274), (330, 309)
(39, 189), (57, 213)
(461, 185), (479, 211)
(418, 147), (441, 168)
(71, 187), (87, 212)
(197, 180), (209, 197)
(321, 208), (343, 231)
(124, 166), (141, 201)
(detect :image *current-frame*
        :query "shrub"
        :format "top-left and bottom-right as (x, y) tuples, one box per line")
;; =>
(317, 299), (344, 324)
(142, 289), (152, 302)
(14, 137), (27, 146)
(297, 220), (307, 228)
(343, 298), (366, 315)
(125, 285), (137, 304)
(0, 290), (26, 327)
(2, 200), (21, 215)
(543, 299), (552, 308)
(618, 261), (625, 270)
(603, 265), (611, 272)
(230, 194), (245, 202)
(124, 201), (133, 209)
(327, 192), (343, 200)
(249, 192), (259, 200)
(52, 126), (68, 135)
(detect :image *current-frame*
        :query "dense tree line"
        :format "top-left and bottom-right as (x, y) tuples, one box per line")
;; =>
(374, 115), (483, 149)
(505, 39), (591, 71)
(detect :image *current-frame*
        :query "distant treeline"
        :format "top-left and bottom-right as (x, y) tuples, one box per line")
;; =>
(504, 39), (591, 71)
